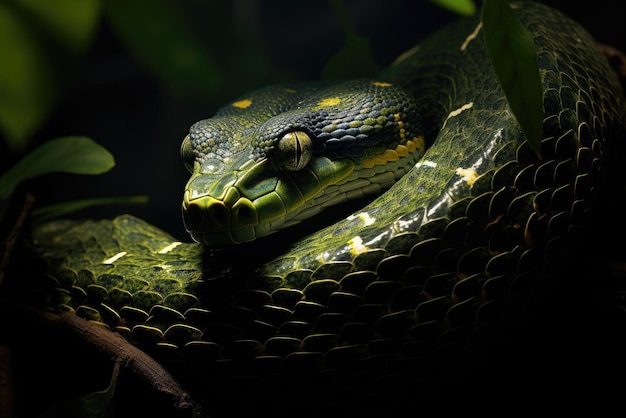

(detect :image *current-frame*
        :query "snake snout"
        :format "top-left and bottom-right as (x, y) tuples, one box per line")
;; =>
(183, 195), (229, 233)
(206, 198), (232, 230)
(183, 191), (261, 245)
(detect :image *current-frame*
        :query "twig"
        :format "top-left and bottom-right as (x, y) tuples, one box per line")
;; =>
(0, 298), (207, 417)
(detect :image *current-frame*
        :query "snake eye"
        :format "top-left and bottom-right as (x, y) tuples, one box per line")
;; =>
(273, 131), (313, 172)
(180, 135), (195, 173)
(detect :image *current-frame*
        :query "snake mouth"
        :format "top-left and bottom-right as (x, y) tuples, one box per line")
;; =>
(183, 184), (304, 246)
(183, 191), (265, 246)
(182, 156), (361, 247)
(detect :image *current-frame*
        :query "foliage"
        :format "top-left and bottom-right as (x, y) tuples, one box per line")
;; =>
(429, 0), (477, 15)
(0, 136), (114, 201)
(103, 0), (224, 101)
(0, 0), (101, 151)
(482, 0), (543, 155)
(39, 360), (121, 418)
(0, 136), (120, 221)
(323, 0), (380, 79)
(32, 195), (149, 221)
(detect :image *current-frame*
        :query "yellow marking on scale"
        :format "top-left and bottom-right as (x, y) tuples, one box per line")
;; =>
(361, 137), (422, 169)
(396, 144), (409, 157)
(103, 252), (127, 264)
(406, 138), (417, 153)
(372, 81), (393, 87)
(394, 114), (406, 139)
(461, 22), (483, 51)
(362, 151), (396, 169)
(317, 97), (342, 107)
(349, 236), (369, 256)
(158, 242), (183, 254)
(441, 102), (474, 130)
(456, 167), (479, 186)
(232, 99), (253, 109)
(347, 212), (376, 226)
(284, 88), (297, 93)
(415, 160), (437, 168)
(316, 251), (331, 265)
(413, 136), (425, 153)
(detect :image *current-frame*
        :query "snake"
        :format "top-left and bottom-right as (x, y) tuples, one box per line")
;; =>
(17, 1), (626, 415)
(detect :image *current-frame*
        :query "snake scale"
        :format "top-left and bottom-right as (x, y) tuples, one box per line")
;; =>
(18, 1), (626, 415)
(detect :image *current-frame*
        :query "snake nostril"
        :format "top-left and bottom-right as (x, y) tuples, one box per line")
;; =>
(206, 200), (230, 230)
(183, 196), (231, 232)
(231, 198), (258, 228)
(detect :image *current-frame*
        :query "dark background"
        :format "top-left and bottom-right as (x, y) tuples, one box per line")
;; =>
(2, 0), (624, 241)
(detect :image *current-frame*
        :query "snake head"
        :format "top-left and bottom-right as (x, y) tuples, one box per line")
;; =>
(181, 80), (424, 247)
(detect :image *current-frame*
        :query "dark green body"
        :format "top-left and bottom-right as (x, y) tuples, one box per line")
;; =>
(24, 2), (626, 415)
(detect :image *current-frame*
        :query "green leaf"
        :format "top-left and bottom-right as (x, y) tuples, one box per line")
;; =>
(428, 0), (477, 15)
(105, 0), (223, 99)
(0, 0), (100, 150)
(33, 195), (149, 221)
(481, 0), (543, 155)
(0, 4), (56, 150)
(0, 137), (115, 201)
(9, 0), (102, 54)
(323, 0), (380, 80)
(40, 360), (120, 418)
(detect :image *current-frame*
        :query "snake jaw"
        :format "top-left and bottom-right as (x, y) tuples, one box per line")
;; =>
(183, 189), (261, 246)
(182, 127), (363, 246)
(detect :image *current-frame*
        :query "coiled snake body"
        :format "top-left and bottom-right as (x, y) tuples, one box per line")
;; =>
(27, 1), (626, 415)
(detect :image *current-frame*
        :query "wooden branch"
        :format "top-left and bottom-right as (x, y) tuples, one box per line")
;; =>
(0, 299), (207, 417)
